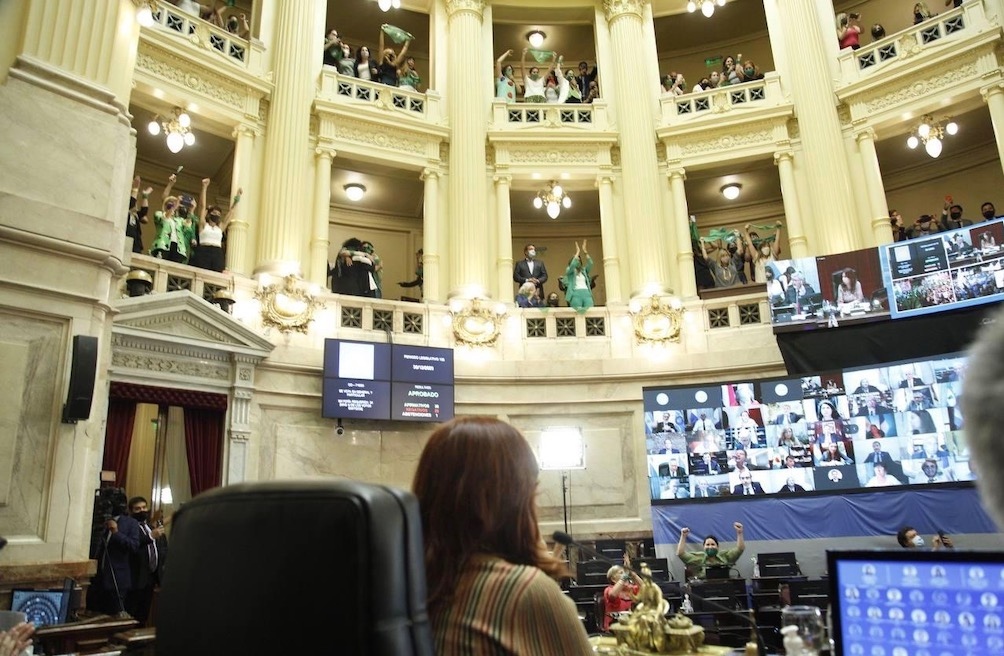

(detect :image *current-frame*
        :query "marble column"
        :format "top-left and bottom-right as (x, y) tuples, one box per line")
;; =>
(596, 174), (623, 303)
(18, 0), (139, 108)
(774, 150), (809, 259)
(254, 2), (317, 276)
(421, 168), (441, 302)
(445, 0), (490, 296)
(855, 129), (894, 246)
(226, 124), (258, 275)
(768, 0), (861, 255)
(667, 168), (697, 299)
(981, 83), (1004, 178)
(602, 0), (670, 295)
(309, 147), (335, 287)
(494, 174), (514, 301)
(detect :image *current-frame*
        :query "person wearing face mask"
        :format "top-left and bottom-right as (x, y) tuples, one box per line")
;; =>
(940, 200), (973, 230)
(737, 60), (763, 82)
(124, 496), (168, 625)
(190, 178), (241, 272)
(495, 50), (522, 102)
(376, 24), (411, 87)
(513, 243), (548, 301)
(127, 176), (152, 254)
(980, 201), (997, 222)
(897, 526), (953, 550)
(562, 240), (594, 312)
(360, 241), (383, 297)
(908, 214), (940, 239)
(743, 221), (783, 283)
(520, 48), (556, 103)
(150, 189), (194, 263)
(676, 523), (745, 580)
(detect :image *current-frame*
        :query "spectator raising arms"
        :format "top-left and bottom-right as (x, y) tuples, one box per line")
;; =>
(521, 48), (556, 103)
(836, 12), (862, 50)
(376, 24), (412, 87)
(495, 50), (521, 102)
(189, 178), (241, 272)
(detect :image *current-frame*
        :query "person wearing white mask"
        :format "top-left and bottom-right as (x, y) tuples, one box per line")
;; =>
(513, 243), (548, 302)
(896, 526), (954, 550)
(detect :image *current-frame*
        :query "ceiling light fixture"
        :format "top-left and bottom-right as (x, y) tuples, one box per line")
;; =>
(147, 107), (195, 154)
(906, 115), (958, 159)
(377, 0), (401, 11)
(527, 30), (546, 49)
(687, 0), (727, 18)
(721, 183), (742, 201)
(344, 183), (367, 202)
(532, 180), (572, 219)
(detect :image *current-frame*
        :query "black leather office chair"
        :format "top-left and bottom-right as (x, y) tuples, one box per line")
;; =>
(156, 479), (434, 656)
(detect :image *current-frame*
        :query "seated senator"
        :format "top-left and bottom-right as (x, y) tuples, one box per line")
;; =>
(413, 417), (592, 654)
(676, 522), (745, 580)
(602, 555), (642, 631)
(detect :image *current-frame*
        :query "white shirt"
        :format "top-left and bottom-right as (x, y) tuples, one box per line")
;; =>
(176, 0), (201, 16)
(199, 224), (223, 248)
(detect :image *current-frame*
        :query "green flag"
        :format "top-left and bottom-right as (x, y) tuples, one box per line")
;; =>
(381, 24), (414, 44)
(528, 48), (556, 63)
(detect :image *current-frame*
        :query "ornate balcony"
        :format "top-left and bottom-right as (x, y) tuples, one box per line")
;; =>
(144, 2), (266, 76)
(491, 99), (610, 131)
(659, 73), (787, 127)
(317, 69), (443, 124)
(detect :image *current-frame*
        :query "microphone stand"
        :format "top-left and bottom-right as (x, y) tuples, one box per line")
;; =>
(553, 531), (766, 656)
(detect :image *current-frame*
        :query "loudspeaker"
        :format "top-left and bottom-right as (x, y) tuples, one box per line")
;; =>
(62, 335), (98, 424)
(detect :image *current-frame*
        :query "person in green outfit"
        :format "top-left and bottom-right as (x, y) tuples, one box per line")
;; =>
(676, 522), (745, 580)
(562, 240), (594, 312)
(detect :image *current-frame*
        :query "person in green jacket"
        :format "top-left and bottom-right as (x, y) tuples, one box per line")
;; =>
(562, 239), (594, 312)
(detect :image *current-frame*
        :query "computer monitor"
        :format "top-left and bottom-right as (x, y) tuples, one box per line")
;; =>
(631, 557), (671, 581)
(757, 551), (801, 577)
(787, 579), (830, 610)
(705, 564), (733, 580)
(11, 588), (70, 627)
(827, 549), (1004, 656)
(690, 578), (749, 613)
(577, 559), (611, 586)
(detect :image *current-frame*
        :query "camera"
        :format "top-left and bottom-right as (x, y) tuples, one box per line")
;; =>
(336, 419), (345, 436)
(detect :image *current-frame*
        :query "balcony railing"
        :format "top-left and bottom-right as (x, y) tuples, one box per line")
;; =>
(492, 99), (610, 130)
(659, 73), (783, 125)
(837, 0), (992, 83)
(146, 2), (265, 75)
(317, 69), (442, 123)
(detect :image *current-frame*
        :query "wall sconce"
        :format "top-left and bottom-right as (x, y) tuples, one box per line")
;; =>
(254, 274), (322, 334)
(125, 269), (153, 297)
(449, 296), (507, 347)
(628, 295), (685, 344)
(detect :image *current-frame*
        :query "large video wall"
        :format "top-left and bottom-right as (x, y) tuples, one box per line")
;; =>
(769, 217), (1004, 332)
(644, 353), (972, 504)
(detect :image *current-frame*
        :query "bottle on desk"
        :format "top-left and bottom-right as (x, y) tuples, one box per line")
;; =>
(681, 593), (693, 614)
(752, 556), (760, 579)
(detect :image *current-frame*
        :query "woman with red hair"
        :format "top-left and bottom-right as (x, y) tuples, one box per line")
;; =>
(413, 417), (592, 654)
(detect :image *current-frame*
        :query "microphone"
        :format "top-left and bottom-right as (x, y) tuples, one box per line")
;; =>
(552, 531), (766, 656)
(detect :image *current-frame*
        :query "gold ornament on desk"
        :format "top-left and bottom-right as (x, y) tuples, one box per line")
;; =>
(607, 564), (707, 654)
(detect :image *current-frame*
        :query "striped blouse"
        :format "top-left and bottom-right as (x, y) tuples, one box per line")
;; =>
(431, 555), (593, 655)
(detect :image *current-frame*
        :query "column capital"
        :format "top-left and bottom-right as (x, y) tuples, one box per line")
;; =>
(492, 172), (512, 185)
(602, 0), (646, 21)
(981, 82), (1004, 102)
(421, 167), (441, 182)
(232, 123), (260, 139)
(773, 149), (794, 165)
(314, 146), (336, 160)
(854, 127), (877, 144)
(446, 0), (487, 19)
(595, 173), (615, 187)
(666, 166), (686, 181)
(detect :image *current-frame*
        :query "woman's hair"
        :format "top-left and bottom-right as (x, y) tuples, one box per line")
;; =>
(704, 535), (719, 547)
(836, 13), (849, 29)
(841, 267), (859, 289)
(518, 281), (536, 296)
(909, 410), (938, 434)
(606, 565), (624, 582)
(413, 417), (562, 609)
(163, 195), (179, 211)
(355, 46), (370, 64)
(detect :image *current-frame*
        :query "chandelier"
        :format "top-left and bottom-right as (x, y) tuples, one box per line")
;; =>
(533, 181), (572, 219)
(906, 115), (958, 158)
(377, 0), (401, 11)
(147, 108), (195, 154)
(688, 0), (726, 18)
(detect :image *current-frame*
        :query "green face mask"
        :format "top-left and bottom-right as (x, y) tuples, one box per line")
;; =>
(705, 547), (719, 558)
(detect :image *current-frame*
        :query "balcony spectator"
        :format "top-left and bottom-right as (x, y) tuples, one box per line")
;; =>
(663, 72), (686, 96)
(743, 222), (783, 283)
(398, 57), (421, 92)
(699, 238), (741, 289)
(871, 24), (886, 41)
(544, 59), (569, 104)
(945, 0), (963, 8)
(336, 43), (355, 77)
(377, 24), (412, 87)
(127, 176), (152, 254)
(323, 29), (342, 67)
(584, 79), (600, 104)
(722, 55), (741, 86)
(837, 12), (862, 50)
(914, 3), (936, 24)
(190, 177), (241, 273)
(151, 189), (194, 264)
(495, 50), (521, 102)
(398, 248), (424, 296)
(545, 292), (560, 307)
(360, 241), (383, 298)
(565, 71), (582, 103)
(694, 72), (721, 92)
(940, 200), (974, 230)
(890, 210), (908, 241)
(737, 60), (763, 83)
(907, 214), (940, 238)
(521, 49), (555, 103)
(516, 282), (540, 308)
(562, 240), (594, 313)
(981, 201), (998, 221)
(354, 46), (378, 81)
(332, 237), (376, 297)
(575, 61), (598, 98)
(225, 13), (250, 39)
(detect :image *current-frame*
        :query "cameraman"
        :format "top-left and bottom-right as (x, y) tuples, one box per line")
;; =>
(91, 498), (142, 616)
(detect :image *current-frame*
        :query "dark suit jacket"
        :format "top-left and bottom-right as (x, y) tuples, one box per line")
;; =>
(772, 412), (803, 425)
(777, 484), (806, 494)
(97, 514), (142, 592)
(863, 452), (893, 465)
(785, 283), (816, 306)
(132, 522), (169, 589)
(733, 482), (765, 495)
(513, 258), (548, 295)
(857, 404), (893, 416)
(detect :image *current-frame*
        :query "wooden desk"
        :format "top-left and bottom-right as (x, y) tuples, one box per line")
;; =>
(34, 615), (138, 655)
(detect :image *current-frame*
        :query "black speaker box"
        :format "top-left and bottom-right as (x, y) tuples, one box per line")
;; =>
(62, 335), (98, 423)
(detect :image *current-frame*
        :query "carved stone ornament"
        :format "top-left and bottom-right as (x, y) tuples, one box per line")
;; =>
(603, 0), (645, 21)
(445, 0), (487, 18)
(451, 298), (506, 347)
(631, 296), (684, 344)
(255, 275), (322, 334)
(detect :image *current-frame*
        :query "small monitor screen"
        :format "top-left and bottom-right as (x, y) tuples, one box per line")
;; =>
(11, 590), (69, 627)
(827, 550), (1004, 656)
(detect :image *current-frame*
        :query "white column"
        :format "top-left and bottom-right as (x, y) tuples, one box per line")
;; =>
(309, 147), (335, 287)
(445, 0), (490, 296)
(667, 168), (697, 299)
(982, 83), (1004, 178)
(770, 0), (862, 255)
(602, 0), (670, 295)
(254, 2), (317, 276)
(421, 168), (441, 302)
(494, 174), (514, 301)
(774, 150), (809, 259)
(596, 174), (622, 303)
(855, 129), (894, 246)
(226, 124), (257, 274)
